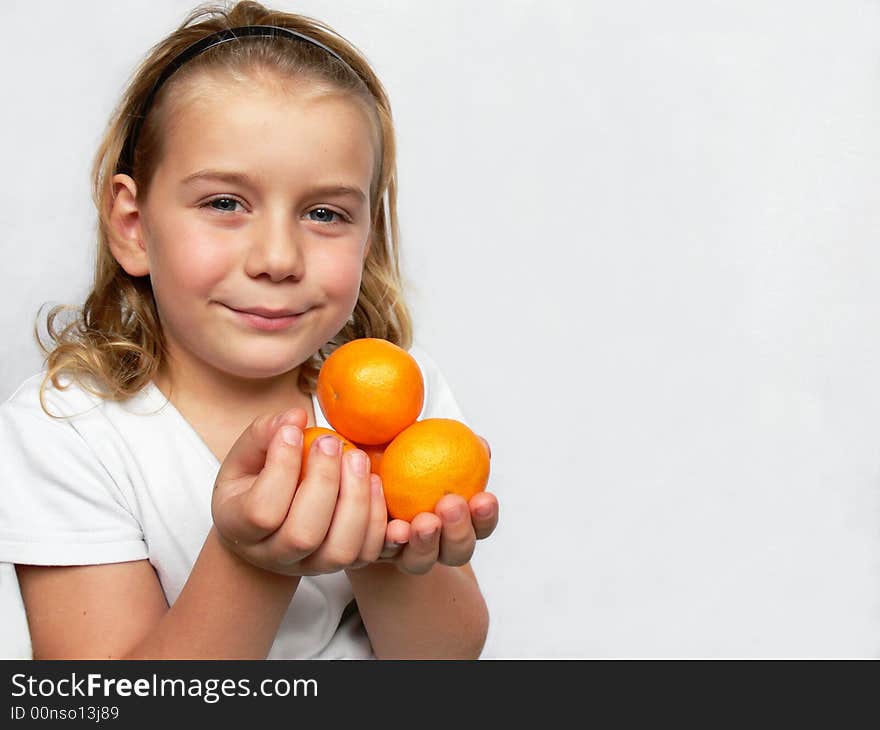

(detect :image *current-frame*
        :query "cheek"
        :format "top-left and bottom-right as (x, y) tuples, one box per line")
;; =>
(150, 233), (233, 297)
(312, 247), (365, 304)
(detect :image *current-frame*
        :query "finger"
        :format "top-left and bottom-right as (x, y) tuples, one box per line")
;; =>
(385, 519), (410, 544)
(213, 423), (303, 543)
(379, 518), (410, 560)
(303, 449), (372, 570)
(264, 434), (343, 562)
(354, 474), (388, 565)
(435, 494), (476, 566)
(469, 492), (499, 540)
(218, 408), (308, 483)
(397, 513), (441, 575)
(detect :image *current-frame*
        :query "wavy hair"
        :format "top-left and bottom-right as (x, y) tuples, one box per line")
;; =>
(37, 0), (411, 416)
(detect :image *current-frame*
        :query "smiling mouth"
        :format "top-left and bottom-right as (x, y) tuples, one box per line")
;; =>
(222, 303), (307, 331)
(226, 305), (305, 318)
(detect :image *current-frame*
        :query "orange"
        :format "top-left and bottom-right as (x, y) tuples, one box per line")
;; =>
(299, 427), (356, 482)
(379, 418), (490, 521)
(316, 338), (424, 445)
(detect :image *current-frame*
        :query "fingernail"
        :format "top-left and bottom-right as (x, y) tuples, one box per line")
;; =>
(318, 435), (340, 456)
(446, 503), (465, 521)
(348, 450), (368, 476)
(476, 504), (494, 519)
(281, 426), (301, 446)
(370, 474), (382, 497)
(418, 526), (438, 542)
(383, 540), (406, 551)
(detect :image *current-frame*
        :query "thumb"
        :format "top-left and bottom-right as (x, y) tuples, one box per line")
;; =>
(218, 407), (308, 483)
(218, 421), (306, 543)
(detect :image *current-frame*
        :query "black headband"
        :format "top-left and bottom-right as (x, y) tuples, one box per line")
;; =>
(117, 25), (352, 176)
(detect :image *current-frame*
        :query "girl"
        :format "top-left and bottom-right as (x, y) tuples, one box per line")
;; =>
(0, 1), (498, 659)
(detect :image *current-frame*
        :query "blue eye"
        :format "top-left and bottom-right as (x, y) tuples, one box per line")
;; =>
(202, 197), (244, 214)
(200, 199), (347, 224)
(307, 207), (346, 225)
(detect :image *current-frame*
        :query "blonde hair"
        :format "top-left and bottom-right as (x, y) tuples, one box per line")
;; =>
(37, 0), (412, 416)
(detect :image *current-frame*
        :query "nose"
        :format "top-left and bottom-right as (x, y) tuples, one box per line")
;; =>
(244, 209), (305, 282)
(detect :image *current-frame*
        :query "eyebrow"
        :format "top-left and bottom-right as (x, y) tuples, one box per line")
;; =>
(180, 169), (367, 203)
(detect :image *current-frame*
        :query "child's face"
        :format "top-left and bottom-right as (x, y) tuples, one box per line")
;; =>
(131, 77), (376, 382)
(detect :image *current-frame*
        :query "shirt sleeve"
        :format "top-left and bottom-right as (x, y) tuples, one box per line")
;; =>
(0, 400), (148, 566)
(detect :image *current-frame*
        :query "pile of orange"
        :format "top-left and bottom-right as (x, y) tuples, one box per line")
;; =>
(309, 337), (490, 521)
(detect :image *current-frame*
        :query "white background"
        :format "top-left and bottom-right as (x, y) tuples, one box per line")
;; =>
(2, 0), (880, 657)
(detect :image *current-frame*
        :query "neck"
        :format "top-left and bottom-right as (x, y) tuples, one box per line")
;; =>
(153, 354), (315, 441)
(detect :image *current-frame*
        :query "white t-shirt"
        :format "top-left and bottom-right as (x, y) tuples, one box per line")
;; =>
(0, 344), (466, 659)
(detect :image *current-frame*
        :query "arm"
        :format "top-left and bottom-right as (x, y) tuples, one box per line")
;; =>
(17, 405), (377, 660)
(16, 527), (299, 659)
(346, 561), (488, 659)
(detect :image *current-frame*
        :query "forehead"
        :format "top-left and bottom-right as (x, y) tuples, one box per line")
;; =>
(155, 75), (377, 190)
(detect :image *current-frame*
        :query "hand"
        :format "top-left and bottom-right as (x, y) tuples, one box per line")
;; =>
(211, 409), (388, 577)
(374, 437), (499, 575)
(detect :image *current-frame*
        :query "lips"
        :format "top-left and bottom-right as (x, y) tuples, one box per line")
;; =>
(227, 305), (304, 318)
(223, 303), (306, 332)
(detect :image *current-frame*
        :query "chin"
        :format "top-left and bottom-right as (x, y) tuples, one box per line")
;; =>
(218, 349), (312, 381)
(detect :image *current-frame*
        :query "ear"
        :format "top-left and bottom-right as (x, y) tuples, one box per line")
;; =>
(108, 174), (150, 277)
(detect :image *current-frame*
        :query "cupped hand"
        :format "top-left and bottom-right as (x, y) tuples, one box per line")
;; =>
(373, 436), (499, 575)
(211, 408), (388, 577)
